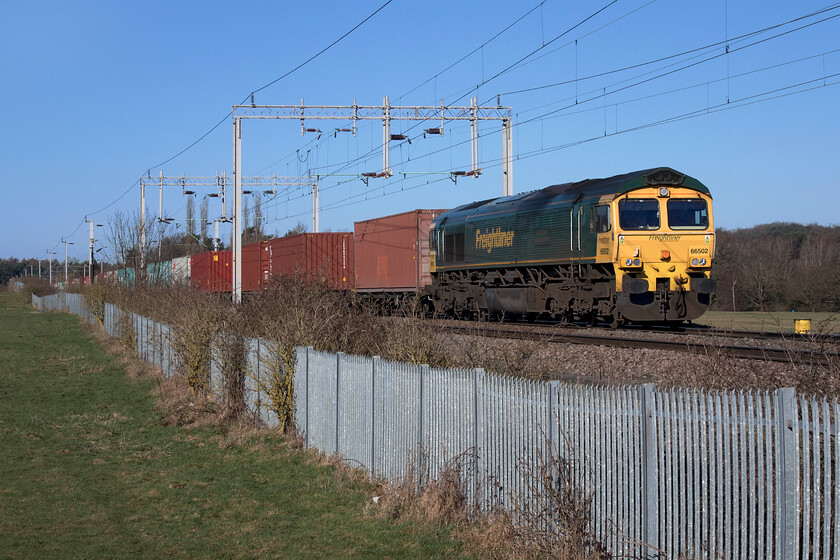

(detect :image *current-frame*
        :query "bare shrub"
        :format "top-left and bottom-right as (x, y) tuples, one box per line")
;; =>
(213, 317), (248, 423)
(15, 277), (56, 301)
(156, 286), (223, 395)
(253, 339), (296, 432)
(156, 377), (217, 428)
(374, 446), (477, 525)
(509, 435), (609, 560)
(380, 313), (455, 368)
(115, 309), (136, 350)
(80, 280), (116, 328)
(244, 276), (382, 431)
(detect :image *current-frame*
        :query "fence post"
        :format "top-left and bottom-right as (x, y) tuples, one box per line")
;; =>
(370, 356), (379, 477)
(547, 381), (561, 457)
(335, 351), (343, 455)
(305, 346), (311, 449)
(255, 338), (261, 420)
(417, 364), (429, 485)
(775, 387), (799, 560)
(473, 368), (483, 479)
(641, 383), (659, 554)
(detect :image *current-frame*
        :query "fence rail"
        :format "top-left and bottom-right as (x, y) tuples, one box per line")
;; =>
(32, 292), (840, 559)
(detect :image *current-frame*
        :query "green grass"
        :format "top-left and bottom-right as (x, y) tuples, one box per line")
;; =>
(696, 310), (840, 334)
(0, 293), (466, 559)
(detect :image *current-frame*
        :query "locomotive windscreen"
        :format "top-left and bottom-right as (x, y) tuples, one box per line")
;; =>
(667, 199), (709, 230)
(618, 198), (660, 230)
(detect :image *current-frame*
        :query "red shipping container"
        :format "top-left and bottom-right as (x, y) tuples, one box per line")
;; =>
(191, 251), (232, 292)
(266, 233), (354, 290)
(242, 241), (271, 291)
(354, 209), (447, 292)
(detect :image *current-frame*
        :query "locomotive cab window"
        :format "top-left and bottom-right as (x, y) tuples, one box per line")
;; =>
(618, 198), (660, 230)
(591, 205), (611, 233)
(667, 199), (709, 230)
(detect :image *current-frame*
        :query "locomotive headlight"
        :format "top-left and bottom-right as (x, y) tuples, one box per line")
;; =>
(658, 187), (669, 197)
(691, 258), (700, 266)
(633, 258), (641, 267)
(625, 258), (634, 267)
(700, 258), (707, 266)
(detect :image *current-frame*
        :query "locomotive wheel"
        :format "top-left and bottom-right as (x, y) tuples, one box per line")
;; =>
(609, 314), (624, 330)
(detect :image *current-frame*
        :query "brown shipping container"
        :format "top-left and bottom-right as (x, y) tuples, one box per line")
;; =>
(354, 209), (447, 292)
(190, 251), (232, 292)
(267, 233), (354, 290)
(242, 241), (270, 291)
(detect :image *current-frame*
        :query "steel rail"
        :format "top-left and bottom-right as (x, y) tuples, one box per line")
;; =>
(439, 323), (840, 365)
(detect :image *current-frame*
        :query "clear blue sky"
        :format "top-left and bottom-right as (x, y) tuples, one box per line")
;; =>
(2, 0), (838, 262)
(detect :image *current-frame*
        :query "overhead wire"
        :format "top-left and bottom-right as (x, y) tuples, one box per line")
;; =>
(84, 1), (840, 249)
(71, 0), (396, 251)
(310, 7), (840, 182)
(260, 48), (840, 225)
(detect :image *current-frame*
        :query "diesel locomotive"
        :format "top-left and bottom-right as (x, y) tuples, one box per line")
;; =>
(423, 167), (716, 326)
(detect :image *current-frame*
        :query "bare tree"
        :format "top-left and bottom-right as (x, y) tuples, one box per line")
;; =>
(254, 192), (264, 240)
(186, 196), (197, 238)
(200, 197), (209, 249)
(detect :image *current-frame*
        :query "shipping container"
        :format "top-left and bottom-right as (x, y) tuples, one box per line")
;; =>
(191, 251), (232, 292)
(172, 256), (191, 283)
(146, 260), (173, 285)
(117, 268), (136, 286)
(242, 241), (271, 291)
(354, 209), (447, 292)
(266, 233), (354, 290)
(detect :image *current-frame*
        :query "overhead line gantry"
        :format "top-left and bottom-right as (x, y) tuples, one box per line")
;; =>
(229, 97), (513, 303)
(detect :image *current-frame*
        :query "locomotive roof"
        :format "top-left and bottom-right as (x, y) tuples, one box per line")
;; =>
(440, 167), (710, 221)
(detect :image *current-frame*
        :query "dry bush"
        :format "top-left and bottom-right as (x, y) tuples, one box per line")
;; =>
(369, 440), (608, 559)
(380, 315), (455, 368)
(155, 376), (218, 428)
(455, 510), (518, 560)
(147, 285), (224, 396)
(213, 316), (249, 423)
(244, 276), (383, 431)
(80, 280), (117, 328)
(252, 339), (297, 432)
(115, 309), (136, 351)
(14, 277), (56, 301)
(373, 447), (477, 525)
(508, 436), (609, 560)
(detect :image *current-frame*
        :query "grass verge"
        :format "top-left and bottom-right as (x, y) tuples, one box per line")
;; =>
(0, 293), (467, 559)
(696, 310), (840, 333)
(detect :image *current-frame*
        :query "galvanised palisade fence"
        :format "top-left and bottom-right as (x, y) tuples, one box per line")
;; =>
(32, 293), (840, 559)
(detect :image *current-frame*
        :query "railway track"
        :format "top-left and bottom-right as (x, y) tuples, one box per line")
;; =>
(438, 322), (840, 365)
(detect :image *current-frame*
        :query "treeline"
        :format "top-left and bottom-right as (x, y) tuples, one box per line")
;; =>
(711, 223), (840, 312)
(0, 257), (49, 285)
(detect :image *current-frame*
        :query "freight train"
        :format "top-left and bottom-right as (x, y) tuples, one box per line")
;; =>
(98, 167), (715, 326)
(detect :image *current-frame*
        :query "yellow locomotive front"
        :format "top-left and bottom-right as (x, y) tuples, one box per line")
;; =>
(609, 184), (716, 323)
